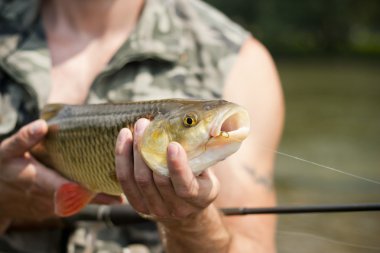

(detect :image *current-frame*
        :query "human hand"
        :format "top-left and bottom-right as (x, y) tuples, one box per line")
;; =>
(0, 120), (69, 222)
(115, 118), (220, 224)
(0, 120), (118, 223)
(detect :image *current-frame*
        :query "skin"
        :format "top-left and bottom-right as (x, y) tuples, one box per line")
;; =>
(115, 38), (284, 252)
(0, 0), (284, 252)
(0, 121), (121, 225)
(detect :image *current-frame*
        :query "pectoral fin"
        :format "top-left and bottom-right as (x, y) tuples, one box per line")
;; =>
(55, 183), (95, 217)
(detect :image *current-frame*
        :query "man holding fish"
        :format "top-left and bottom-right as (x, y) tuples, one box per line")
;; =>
(0, 0), (284, 252)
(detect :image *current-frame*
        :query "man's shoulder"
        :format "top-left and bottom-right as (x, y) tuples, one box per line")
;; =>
(172, 0), (249, 54)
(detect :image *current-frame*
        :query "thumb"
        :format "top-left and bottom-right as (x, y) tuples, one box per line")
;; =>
(0, 120), (48, 159)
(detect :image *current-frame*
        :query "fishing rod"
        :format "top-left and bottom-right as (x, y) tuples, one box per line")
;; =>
(65, 203), (380, 226)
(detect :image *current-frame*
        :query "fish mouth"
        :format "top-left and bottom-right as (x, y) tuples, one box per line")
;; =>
(210, 106), (250, 142)
(187, 104), (250, 175)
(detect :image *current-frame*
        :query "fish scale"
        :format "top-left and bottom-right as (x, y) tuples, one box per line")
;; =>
(50, 113), (134, 194)
(31, 101), (177, 194)
(31, 99), (249, 199)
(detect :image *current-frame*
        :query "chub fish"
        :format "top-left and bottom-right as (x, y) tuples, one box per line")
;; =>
(31, 99), (250, 216)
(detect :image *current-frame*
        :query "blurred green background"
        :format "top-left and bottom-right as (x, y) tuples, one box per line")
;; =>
(207, 0), (380, 56)
(206, 1), (380, 252)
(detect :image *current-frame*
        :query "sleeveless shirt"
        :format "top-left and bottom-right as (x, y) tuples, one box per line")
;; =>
(0, 0), (249, 139)
(0, 0), (249, 252)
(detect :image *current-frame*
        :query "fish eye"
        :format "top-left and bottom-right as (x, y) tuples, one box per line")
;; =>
(183, 113), (198, 127)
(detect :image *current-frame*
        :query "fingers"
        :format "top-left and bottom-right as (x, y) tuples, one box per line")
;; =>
(196, 169), (220, 203)
(0, 120), (48, 160)
(115, 127), (148, 213)
(167, 142), (200, 200)
(115, 119), (219, 221)
(0, 119), (69, 192)
(133, 119), (168, 216)
(115, 128), (133, 181)
(152, 172), (193, 218)
(167, 142), (219, 207)
(34, 160), (70, 189)
(0, 157), (70, 220)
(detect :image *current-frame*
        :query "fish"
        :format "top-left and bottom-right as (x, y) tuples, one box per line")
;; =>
(31, 99), (250, 216)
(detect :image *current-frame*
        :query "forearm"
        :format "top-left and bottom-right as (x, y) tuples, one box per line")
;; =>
(158, 204), (231, 253)
(158, 204), (269, 253)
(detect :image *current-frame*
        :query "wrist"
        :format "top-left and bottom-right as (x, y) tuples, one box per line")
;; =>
(158, 205), (232, 253)
(159, 204), (217, 230)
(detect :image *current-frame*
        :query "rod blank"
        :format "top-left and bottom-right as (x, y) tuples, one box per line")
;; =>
(221, 203), (380, 215)
(65, 203), (380, 226)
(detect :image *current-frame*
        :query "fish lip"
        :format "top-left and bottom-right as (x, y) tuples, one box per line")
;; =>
(209, 106), (250, 141)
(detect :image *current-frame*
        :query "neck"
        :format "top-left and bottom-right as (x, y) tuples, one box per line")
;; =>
(42, 0), (145, 37)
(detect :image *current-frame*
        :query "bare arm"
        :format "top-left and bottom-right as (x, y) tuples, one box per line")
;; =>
(160, 38), (284, 252)
(213, 37), (284, 252)
(116, 37), (284, 252)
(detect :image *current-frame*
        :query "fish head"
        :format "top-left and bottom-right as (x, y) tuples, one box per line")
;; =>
(140, 100), (250, 176)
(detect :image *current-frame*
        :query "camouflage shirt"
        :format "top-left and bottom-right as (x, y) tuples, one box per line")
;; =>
(0, 0), (249, 252)
(0, 0), (248, 139)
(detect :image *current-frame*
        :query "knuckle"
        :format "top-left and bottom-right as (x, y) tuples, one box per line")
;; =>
(133, 204), (148, 214)
(176, 179), (199, 200)
(12, 135), (25, 150)
(154, 176), (170, 188)
(177, 187), (197, 200)
(17, 126), (32, 144)
(9, 134), (30, 155)
(135, 175), (152, 188)
(198, 200), (213, 209)
(151, 207), (168, 218)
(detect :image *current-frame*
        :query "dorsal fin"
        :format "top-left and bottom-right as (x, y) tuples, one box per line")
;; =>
(40, 104), (64, 120)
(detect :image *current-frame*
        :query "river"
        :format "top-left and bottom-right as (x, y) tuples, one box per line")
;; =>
(275, 58), (380, 253)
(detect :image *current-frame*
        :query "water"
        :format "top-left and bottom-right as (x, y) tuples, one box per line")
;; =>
(274, 58), (380, 253)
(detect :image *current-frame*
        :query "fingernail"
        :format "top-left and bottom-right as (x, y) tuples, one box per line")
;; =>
(168, 142), (179, 159)
(135, 118), (149, 135)
(116, 129), (128, 155)
(29, 120), (45, 135)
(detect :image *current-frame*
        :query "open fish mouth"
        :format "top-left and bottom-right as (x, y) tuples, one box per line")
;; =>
(209, 106), (250, 142)
(188, 105), (250, 175)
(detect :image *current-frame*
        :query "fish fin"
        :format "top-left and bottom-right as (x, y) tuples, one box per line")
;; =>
(40, 104), (64, 120)
(55, 183), (95, 217)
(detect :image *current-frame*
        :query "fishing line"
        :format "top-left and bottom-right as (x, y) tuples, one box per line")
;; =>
(274, 150), (380, 185)
(277, 230), (380, 251)
(259, 145), (380, 186)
